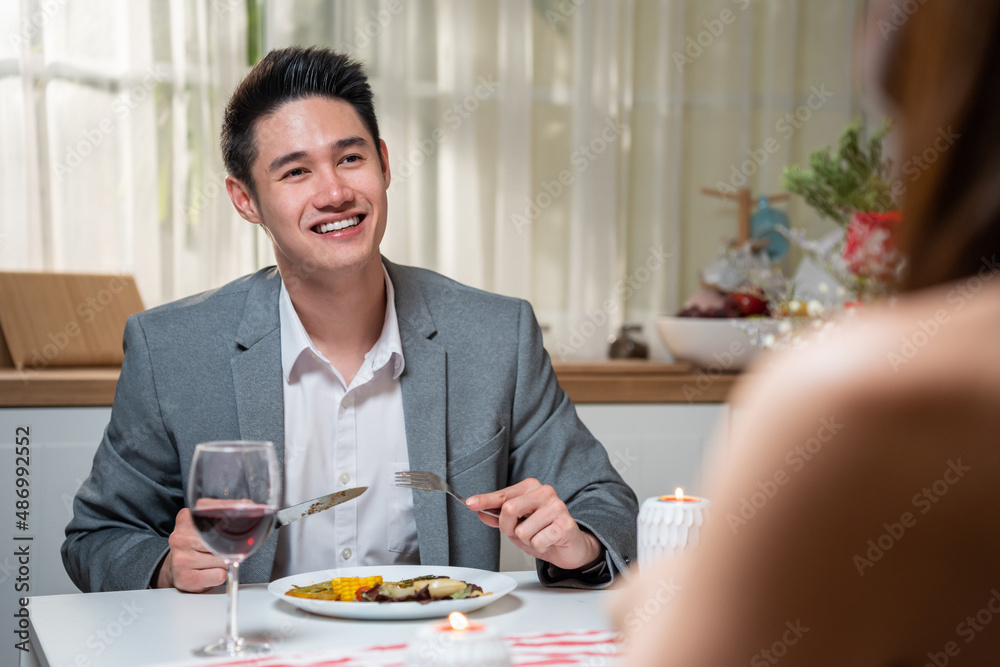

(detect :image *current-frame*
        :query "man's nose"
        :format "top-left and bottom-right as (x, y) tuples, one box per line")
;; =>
(313, 167), (354, 208)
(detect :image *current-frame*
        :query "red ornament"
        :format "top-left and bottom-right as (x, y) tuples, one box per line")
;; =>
(729, 291), (769, 316)
(843, 211), (903, 280)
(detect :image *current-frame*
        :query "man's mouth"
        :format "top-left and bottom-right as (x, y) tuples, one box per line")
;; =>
(311, 215), (364, 234)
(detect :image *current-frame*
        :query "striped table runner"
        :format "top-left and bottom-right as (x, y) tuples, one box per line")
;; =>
(167, 629), (621, 666)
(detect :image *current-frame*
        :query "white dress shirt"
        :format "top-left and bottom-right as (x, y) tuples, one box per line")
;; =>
(271, 267), (420, 578)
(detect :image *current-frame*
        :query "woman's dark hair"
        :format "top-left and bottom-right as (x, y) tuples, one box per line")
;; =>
(220, 47), (382, 201)
(875, 0), (1000, 290)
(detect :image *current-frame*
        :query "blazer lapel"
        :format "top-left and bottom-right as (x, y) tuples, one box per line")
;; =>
(386, 259), (451, 566)
(230, 268), (285, 577)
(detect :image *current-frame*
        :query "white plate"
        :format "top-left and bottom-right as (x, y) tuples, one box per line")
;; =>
(268, 565), (517, 620)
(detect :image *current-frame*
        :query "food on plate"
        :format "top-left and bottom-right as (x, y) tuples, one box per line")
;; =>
(285, 574), (489, 604)
(286, 575), (384, 601)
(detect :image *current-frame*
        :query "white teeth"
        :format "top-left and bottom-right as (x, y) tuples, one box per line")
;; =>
(314, 216), (360, 234)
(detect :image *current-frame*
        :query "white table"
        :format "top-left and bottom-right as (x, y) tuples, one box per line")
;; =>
(21, 571), (615, 667)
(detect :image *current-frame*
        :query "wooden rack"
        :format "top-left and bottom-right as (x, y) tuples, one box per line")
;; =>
(700, 187), (789, 243)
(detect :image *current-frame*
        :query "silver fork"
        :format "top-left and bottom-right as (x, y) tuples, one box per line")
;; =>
(394, 470), (501, 518)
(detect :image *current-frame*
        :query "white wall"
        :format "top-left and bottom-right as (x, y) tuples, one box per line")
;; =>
(0, 408), (110, 667)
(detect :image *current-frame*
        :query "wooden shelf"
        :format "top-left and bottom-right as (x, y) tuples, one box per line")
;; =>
(552, 360), (742, 403)
(0, 361), (743, 407)
(0, 367), (120, 407)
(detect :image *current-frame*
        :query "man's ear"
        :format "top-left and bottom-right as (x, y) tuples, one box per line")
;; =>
(226, 175), (263, 224)
(379, 139), (391, 189)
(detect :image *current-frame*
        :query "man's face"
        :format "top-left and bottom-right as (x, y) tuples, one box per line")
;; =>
(228, 96), (390, 283)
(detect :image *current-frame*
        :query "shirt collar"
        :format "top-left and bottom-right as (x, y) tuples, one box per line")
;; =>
(279, 265), (405, 385)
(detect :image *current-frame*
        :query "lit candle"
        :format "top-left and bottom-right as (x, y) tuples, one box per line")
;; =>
(441, 611), (480, 632)
(406, 612), (511, 667)
(660, 487), (700, 503)
(637, 487), (711, 570)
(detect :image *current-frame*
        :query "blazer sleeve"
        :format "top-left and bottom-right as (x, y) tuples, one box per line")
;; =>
(61, 315), (184, 592)
(507, 300), (638, 588)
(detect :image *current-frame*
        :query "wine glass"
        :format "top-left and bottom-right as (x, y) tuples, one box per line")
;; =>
(187, 440), (280, 657)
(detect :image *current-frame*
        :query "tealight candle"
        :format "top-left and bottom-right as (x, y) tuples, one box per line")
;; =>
(405, 612), (511, 667)
(637, 487), (711, 570)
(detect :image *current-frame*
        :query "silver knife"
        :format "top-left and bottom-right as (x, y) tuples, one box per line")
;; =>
(276, 487), (367, 526)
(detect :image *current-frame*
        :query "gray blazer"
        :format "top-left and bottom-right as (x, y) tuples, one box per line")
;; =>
(62, 259), (637, 592)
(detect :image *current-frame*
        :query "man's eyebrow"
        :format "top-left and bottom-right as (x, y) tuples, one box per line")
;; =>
(268, 151), (307, 174)
(334, 136), (368, 151)
(266, 136), (370, 175)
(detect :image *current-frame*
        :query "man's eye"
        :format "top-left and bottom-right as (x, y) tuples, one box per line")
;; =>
(283, 168), (305, 178)
(342, 155), (361, 164)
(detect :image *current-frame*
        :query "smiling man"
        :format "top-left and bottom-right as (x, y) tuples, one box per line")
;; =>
(62, 47), (637, 593)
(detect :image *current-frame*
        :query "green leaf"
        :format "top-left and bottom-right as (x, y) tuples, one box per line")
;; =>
(781, 119), (896, 226)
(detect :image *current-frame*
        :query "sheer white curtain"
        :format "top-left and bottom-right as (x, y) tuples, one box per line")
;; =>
(267, 0), (865, 360)
(0, 0), (258, 307)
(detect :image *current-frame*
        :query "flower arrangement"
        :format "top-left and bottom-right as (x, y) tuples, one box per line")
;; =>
(780, 119), (902, 301)
(733, 120), (902, 350)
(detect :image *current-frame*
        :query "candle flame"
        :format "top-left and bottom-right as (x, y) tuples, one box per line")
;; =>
(675, 487), (684, 500)
(448, 612), (469, 630)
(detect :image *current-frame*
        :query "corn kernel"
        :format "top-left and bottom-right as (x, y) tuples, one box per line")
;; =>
(327, 575), (383, 601)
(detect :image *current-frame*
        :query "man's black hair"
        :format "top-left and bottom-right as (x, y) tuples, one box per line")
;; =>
(220, 47), (382, 201)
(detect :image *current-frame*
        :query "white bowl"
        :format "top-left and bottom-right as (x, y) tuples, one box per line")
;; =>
(654, 316), (775, 370)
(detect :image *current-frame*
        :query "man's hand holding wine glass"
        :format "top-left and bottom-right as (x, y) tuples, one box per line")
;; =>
(159, 498), (275, 593)
(156, 508), (227, 592)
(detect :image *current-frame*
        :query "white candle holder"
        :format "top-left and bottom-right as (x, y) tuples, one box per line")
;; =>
(405, 613), (511, 667)
(637, 490), (711, 571)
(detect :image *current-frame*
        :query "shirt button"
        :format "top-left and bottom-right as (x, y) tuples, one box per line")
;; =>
(340, 472), (351, 485)
(341, 548), (352, 560)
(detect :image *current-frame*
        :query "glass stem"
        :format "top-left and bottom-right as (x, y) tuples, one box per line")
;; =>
(225, 560), (241, 654)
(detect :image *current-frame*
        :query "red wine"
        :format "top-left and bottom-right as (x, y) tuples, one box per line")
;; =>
(191, 504), (275, 559)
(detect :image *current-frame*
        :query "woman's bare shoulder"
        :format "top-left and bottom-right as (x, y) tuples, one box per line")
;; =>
(709, 278), (1000, 507)
(734, 279), (1000, 428)
(619, 280), (1000, 666)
